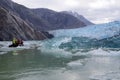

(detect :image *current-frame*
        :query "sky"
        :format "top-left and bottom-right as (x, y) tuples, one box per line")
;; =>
(12, 0), (120, 24)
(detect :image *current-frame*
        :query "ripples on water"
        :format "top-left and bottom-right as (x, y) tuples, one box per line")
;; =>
(1, 32), (120, 80)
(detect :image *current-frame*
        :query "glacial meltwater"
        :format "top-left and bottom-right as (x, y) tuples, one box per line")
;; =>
(1, 21), (120, 80)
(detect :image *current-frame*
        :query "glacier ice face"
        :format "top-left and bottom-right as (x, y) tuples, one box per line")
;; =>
(50, 21), (120, 39)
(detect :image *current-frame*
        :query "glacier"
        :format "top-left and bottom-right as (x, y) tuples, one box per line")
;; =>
(40, 21), (120, 50)
(50, 21), (120, 39)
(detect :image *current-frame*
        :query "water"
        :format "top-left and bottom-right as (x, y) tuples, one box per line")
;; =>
(1, 21), (120, 80)
(0, 41), (120, 80)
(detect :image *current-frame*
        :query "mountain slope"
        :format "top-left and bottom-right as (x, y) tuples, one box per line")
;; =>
(0, 0), (49, 30)
(0, 7), (53, 41)
(62, 11), (94, 25)
(32, 8), (86, 30)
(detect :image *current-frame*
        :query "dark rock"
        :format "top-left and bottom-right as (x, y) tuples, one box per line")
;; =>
(0, 7), (52, 41)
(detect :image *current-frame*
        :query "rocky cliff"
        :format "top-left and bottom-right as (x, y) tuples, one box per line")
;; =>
(0, 7), (53, 41)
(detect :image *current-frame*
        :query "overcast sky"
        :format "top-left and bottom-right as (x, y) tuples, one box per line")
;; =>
(12, 0), (120, 24)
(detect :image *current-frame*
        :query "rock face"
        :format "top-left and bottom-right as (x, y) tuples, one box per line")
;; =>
(0, 7), (53, 41)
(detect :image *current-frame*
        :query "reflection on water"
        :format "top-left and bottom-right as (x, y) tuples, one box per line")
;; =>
(0, 49), (120, 80)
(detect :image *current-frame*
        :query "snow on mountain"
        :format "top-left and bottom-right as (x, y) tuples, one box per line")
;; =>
(62, 11), (94, 25)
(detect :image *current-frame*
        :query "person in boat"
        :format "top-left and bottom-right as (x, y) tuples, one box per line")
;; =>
(9, 38), (19, 47)
(9, 38), (24, 47)
(13, 38), (18, 44)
